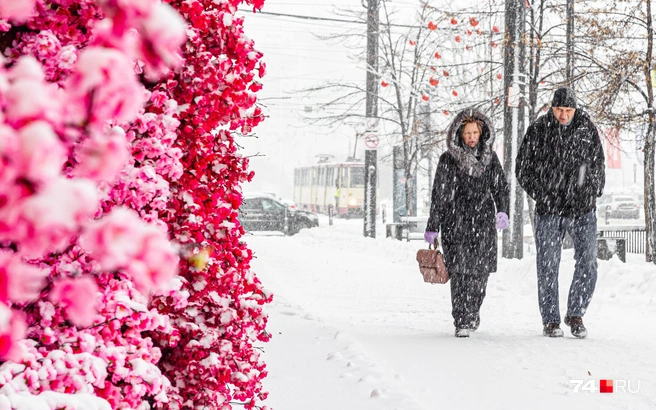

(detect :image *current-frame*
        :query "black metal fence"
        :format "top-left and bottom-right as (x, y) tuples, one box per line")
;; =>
(597, 226), (646, 254)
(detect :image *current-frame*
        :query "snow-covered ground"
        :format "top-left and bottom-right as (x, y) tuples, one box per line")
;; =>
(246, 216), (656, 410)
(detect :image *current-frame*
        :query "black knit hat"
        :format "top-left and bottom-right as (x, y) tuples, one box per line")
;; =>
(551, 87), (577, 108)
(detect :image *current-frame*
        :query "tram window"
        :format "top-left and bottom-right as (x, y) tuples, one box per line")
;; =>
(302, 170), (309, 186)
(350, 167), (365, 187)
(327, 168), (334, 186)
(340, 168), (348, 187)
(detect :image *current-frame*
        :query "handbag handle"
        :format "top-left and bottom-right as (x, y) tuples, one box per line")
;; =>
(428, 237), (441, 250)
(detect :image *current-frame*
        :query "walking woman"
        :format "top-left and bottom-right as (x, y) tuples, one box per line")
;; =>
(424, 109), (510, 338)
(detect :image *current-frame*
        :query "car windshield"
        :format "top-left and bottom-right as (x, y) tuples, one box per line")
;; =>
(242, 198), (263, 209)
(614, 196), (635, 202)
(262, 198), (285, 211)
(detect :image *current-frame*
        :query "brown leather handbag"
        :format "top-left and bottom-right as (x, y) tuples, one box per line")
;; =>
(416, 241), (449, 284)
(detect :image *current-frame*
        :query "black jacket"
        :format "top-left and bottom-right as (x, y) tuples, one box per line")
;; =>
(426, 109), (510, 275)
(515, 109), (605, 217)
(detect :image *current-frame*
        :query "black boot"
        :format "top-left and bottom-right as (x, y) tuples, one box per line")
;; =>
(543, 323), (564, 337)
(455, 328), (470, 338)
(565, 316), (588, 339)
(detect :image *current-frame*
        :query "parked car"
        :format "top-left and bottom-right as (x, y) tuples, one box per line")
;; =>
(597, 194), (641, 219)
(239, 194), (319, 235)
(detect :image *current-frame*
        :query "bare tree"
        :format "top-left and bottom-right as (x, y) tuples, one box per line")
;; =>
(303, 0), (506, 216)
(574, 0), (656, 263)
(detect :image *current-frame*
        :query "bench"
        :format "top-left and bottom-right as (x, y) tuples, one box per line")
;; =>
(385, 223), (405, 240)
(399, 216), (429, 242)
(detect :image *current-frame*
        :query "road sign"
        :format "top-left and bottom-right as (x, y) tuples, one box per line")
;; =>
(364, 133), (379, 149)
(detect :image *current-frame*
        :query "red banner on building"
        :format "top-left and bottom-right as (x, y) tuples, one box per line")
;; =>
(605, 128), (621, 169)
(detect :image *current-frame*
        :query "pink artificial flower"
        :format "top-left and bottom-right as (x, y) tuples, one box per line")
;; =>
(35, 30), (62, 58)
(56, 44), (78, 70)
(128, 229), (178, 293)
(65, 46), (146, 131)
(0, 304), (26, 361)
(16, 121), (67, 183)
(49, 276), (99, 327)
(80, 207), (178, 294)
(75, 126), (129, 183)
(0, 250), (48, 303)
(138, 3), (186, 80)
(97, 0), (158, 29)
(80, 207), (145, 271)
(0, 0), (36, 22)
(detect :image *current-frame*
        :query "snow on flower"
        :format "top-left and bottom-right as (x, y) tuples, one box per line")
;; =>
(15, 121), (66, 183)
(5, 57), (63, 129)
(17, 178), (99, 258)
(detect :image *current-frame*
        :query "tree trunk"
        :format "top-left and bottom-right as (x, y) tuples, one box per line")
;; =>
(502, 0), (526, 259)
(644, 0), (656, 263)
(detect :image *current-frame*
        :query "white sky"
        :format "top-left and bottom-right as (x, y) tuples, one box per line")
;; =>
(238, 0), (368, 198)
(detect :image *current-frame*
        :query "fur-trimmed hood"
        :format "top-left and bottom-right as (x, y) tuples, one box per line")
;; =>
(445, 108), (496, 177)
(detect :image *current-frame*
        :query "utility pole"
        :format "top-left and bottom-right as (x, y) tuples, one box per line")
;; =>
(363, 0), (379, 238)
(502, 0), (526, 259)
(565, 0), (574, 84)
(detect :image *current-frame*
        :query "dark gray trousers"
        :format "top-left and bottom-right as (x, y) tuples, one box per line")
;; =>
(449, 273), (490, 330)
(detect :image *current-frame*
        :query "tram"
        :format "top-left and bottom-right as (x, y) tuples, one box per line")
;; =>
(293, 156), (365, 217)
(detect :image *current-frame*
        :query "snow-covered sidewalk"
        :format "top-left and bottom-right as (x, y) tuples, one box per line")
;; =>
(248, 217), (656, 410)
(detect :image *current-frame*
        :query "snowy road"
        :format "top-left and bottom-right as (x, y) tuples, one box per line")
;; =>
(247, 218), (656, 410)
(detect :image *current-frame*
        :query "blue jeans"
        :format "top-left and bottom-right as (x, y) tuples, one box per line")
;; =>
(535, 211), (598, 325)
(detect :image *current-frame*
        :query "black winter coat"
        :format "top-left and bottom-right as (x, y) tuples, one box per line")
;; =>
(426, 109), (510, 275)
(515, 109), (605, 217)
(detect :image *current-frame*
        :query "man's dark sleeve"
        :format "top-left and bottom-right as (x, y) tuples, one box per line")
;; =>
(426, 155), (450, 232)
(589, 124), (606, 197)
(515, 124), (540, 200)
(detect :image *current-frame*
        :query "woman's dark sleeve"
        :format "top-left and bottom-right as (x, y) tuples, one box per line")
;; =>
(426, 154), (451, 232)
(491, 153), (510, 215)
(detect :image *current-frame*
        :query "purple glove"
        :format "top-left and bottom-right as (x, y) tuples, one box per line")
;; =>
(424, 231), (438, 244)
(496, 212), (509, 230)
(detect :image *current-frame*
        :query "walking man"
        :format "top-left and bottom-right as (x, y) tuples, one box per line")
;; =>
(516, 87), (606, 338)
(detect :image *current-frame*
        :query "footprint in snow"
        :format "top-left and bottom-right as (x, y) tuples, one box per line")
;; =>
(326, 352), (344, 361)
(278, 311), (298, 316)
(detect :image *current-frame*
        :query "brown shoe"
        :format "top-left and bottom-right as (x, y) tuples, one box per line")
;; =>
(565, 316), (588, 339)
(543, 323), (564, 337)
